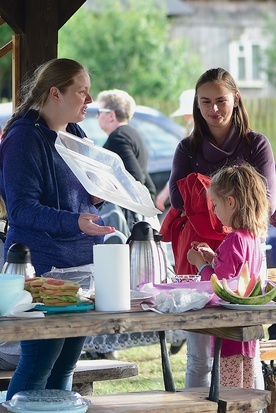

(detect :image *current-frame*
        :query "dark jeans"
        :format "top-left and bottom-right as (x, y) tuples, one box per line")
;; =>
(7, 336), (86, 400)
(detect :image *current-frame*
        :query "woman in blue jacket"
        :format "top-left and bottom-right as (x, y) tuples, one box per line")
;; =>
(0, 58), (115, 398)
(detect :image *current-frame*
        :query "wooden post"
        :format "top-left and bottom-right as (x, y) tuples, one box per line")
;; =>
(12, 34), (20, 108)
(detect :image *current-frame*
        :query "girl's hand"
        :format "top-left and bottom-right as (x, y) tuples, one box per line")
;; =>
(78, 213), (116, 236)
(187, 248), (205, 268)
(197, 246), (215, 264)
(190, 242), (215, 264)
(190, 241), (209, 250)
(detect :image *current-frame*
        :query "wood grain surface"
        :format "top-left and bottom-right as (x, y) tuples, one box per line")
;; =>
(0, 306), (275, 342)
(84, 387), (269, 413)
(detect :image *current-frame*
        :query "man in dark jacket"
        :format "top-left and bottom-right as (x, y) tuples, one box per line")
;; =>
(97, 89), (156, 230)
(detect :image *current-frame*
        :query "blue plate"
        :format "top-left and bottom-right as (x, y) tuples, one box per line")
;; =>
(33, 302), (94, 314)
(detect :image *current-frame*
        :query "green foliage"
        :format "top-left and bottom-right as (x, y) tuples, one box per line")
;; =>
(58, 0), (202, 101)
(0, 22), (13, 101)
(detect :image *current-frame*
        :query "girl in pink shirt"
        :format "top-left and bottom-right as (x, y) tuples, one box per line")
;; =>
(187, 163), (269, 389)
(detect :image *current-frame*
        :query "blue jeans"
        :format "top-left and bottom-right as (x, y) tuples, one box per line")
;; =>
(7, 337), (86, 400)
(185, 332), (212, 388)
(185, 333), (264, 392)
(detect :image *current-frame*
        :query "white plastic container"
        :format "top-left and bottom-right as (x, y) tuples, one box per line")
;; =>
(56, 130), (160, 217)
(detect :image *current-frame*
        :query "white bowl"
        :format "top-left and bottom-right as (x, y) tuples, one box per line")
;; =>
(0, 273), (25, 316)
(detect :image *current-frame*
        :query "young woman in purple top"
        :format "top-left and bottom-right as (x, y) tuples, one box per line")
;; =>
(168, 68), (276, 390)
(187, 164), (269, 389)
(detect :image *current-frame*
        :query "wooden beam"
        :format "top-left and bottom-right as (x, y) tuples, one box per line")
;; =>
(12, 34), (20, 108)
(0, 0), (25, 33)
(0, 0), (88, 100)
(0, 41), (12, 58)
(58, 0), (87, 29)
(19, 0), (60, 84)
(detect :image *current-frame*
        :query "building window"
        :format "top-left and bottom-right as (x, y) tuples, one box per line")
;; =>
(229, 40), (265, 87)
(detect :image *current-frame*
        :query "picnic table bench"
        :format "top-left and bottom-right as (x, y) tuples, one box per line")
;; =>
(0, 359), (138, 394)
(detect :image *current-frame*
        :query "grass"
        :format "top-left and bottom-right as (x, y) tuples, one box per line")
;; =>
(93, 342), (187, 395)
(92, 325), (271, 395)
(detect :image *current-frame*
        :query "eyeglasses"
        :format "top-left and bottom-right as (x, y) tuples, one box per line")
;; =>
(97, 108), (112, 116)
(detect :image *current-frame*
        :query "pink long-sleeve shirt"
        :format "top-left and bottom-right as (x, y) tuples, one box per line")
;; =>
(201, 229), (263, 358)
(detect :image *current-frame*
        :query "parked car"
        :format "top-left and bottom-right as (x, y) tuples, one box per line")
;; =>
(0, 102), (185, 194)
(266, 224), (276, 269)
(0, 102), (12, 132)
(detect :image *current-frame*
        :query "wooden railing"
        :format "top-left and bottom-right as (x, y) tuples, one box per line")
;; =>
(0, 17), (19, 109)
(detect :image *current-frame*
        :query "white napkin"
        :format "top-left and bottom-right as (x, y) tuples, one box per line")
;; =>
(3, 290), (45, 318)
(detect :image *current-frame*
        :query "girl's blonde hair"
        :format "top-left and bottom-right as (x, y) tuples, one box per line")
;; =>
(210, 163), (269, 237)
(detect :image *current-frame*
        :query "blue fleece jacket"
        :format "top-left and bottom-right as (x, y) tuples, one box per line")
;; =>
(0, 110), (104, 275)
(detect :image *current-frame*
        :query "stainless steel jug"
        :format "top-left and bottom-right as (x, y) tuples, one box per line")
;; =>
(128, 221), (161, 290)
(153, 229), (167, 283)
(1, 243), (36, 279)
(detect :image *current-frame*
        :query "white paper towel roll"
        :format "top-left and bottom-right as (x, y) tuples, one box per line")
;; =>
(93, 244), (130, 311)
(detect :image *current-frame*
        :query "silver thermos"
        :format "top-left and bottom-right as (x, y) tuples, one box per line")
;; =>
(153, 229), (167, 284)
(128, 221), (162, 290)
(1, 243), (36, 279)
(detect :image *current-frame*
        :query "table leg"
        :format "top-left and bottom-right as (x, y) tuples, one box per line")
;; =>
(159, 331), (175, 392)
(208, 336), (222, 402)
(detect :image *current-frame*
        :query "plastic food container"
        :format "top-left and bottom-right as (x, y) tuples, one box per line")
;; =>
(171, 274), (201, 283)
(2, 389), (91, 413)
(55, 130), (160, 217)
(0, 273), (25, 316)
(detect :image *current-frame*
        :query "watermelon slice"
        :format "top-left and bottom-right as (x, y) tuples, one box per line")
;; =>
(237, 262), (250, 296)
(243, 273), (257, 297)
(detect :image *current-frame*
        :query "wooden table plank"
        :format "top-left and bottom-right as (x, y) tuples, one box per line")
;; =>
(0, 388), (270, 413)
(0, 306), (275, 342)
(189, 325), (265, 341)
(85, 389), (219, 413)
(79, 388), (270, 413)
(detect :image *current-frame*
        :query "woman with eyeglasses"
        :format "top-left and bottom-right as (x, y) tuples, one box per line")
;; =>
(97, 89), (156, 214)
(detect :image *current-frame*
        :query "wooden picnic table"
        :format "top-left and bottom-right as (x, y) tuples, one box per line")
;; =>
(0, 305), (274, 412)
(0, 305), (272, 342)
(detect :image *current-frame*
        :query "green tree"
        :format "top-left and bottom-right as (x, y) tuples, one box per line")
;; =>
(58, 0), (202, 103)
(0, 22), (13, 101)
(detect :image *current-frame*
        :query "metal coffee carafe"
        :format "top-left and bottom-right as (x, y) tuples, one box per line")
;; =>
(153, 229), (167, 283)
(2, 243), (36, 279)
(127, 221), (161, 290)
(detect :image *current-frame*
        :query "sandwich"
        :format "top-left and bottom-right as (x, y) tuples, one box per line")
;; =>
(24, 277), (47, 302)
(39, 278), (80, 306)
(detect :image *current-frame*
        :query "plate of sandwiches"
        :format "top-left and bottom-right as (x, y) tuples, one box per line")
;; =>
(24, 277), (94, 314)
